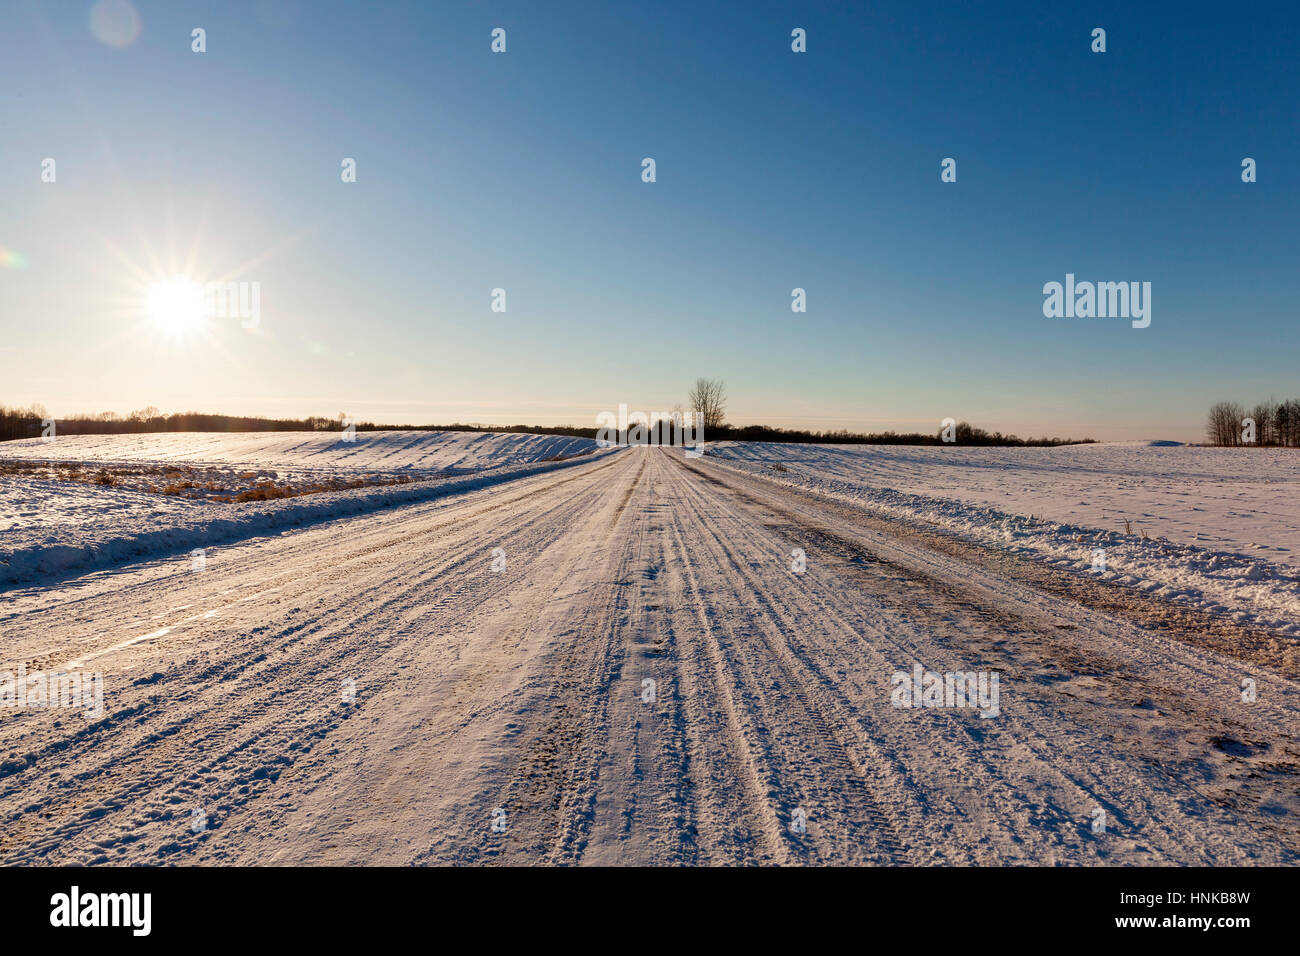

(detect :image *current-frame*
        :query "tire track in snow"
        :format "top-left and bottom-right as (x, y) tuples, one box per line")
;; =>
(675, 454), (1300, 863)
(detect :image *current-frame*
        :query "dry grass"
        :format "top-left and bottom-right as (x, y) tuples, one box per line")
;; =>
(0, 458), (420, 503)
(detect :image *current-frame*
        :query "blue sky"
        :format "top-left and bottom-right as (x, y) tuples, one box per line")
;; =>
(1, 0), (1296, 440)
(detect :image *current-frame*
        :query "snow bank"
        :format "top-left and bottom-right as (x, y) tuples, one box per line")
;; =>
(1, 446), (615, 589)
(710, 441), (1300, 567)
(709, 443), (1300, 637)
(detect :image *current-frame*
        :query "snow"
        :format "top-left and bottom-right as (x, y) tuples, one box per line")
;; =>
(2, 447), (1297, 865)
(0, 429), (595, 472)
(0, 431), (602, 588)
(707, 441), (1300, 637)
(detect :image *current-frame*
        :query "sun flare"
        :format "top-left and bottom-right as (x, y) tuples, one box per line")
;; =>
(145, 277), (205, 334)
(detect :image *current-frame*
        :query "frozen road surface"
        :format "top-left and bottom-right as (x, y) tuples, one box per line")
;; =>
(2, 448), (1297, 865)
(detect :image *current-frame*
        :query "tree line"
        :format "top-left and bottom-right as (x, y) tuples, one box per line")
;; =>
(708, 422), (1091, 446)
(0, 396), (1095, 448)
(0, 405), (598, 443)
(684, 378), (1091, 446)
(1206, 398), (1300, 446)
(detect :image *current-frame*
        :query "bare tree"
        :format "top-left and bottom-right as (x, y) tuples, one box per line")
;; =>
(1206, 401), (1245, 446)
(687, 378), (727, 432)
(1253, 397), (1280, 446)
(1284, 399), (1300, 447)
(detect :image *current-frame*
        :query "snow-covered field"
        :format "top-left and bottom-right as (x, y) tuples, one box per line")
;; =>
(1, 439), (1297, 866)
(709, 441), (1300, 638)
(0, 430), (594, 473)
(711, 440), (1300, 564)
(0, 431), (599, 587)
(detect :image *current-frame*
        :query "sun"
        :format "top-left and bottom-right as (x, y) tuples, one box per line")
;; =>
(145, 277), (205, 334)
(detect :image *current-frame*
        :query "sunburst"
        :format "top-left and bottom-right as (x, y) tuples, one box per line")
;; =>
(145, 276), (206, 337)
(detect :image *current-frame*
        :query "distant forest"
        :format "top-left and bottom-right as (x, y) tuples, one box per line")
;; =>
(0, 404), (1094, 447)
(1206, 398), (1300, 446)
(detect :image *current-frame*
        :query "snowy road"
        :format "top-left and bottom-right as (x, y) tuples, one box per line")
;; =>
(2, 448), (1297, 865)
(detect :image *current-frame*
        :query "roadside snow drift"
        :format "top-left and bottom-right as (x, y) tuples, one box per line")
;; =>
(708, 442), (1300, 637)
(0, 432), (604, 588)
